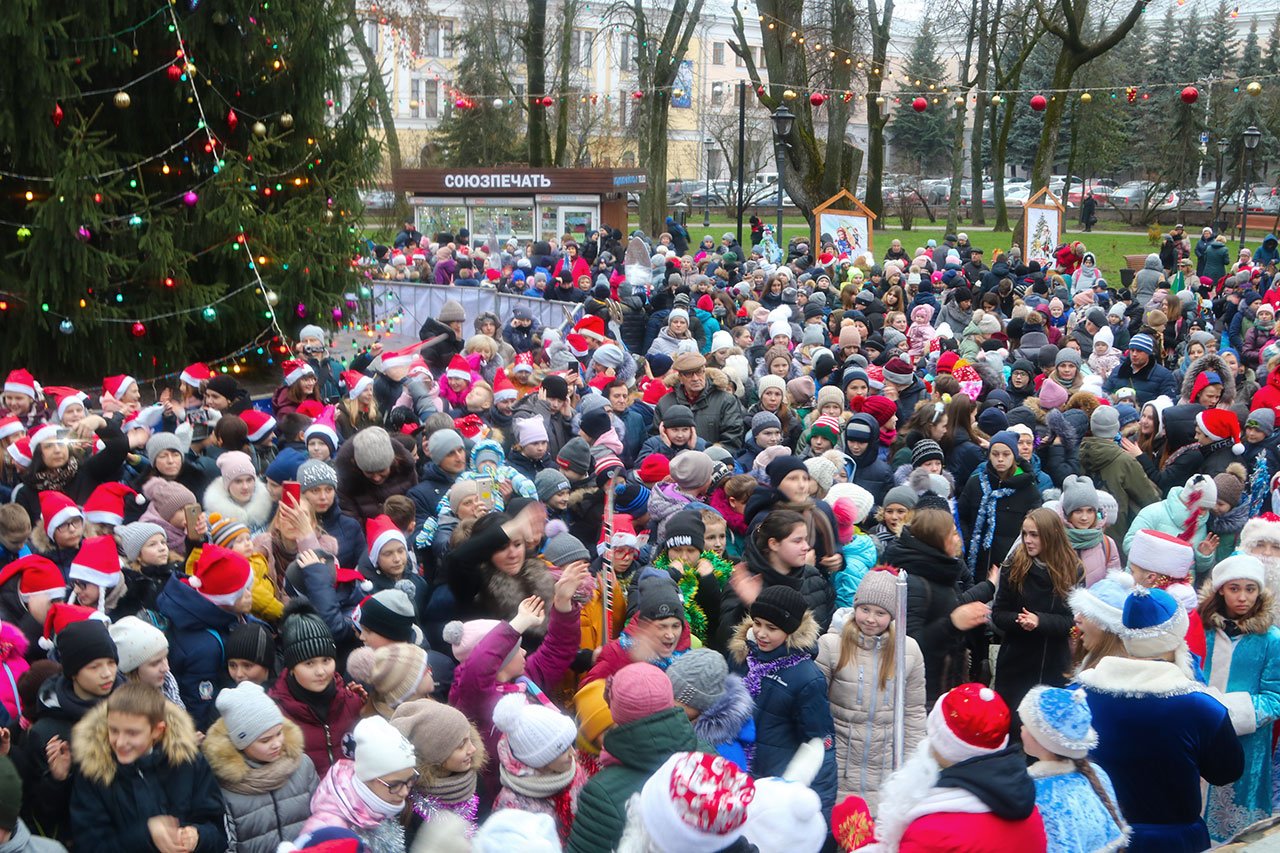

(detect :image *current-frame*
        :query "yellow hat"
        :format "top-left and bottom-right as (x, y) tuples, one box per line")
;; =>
(573, 678), (614, 754)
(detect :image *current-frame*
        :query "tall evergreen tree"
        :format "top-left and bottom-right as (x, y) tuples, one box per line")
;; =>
(1201, 0), (1237, 76)
(888, 24), (952, 173)
(0, 1), (374, 379)
(1238, 18), (1261, 76)
(1265, 17), (1280, 76)
(437, 26), (527, 167)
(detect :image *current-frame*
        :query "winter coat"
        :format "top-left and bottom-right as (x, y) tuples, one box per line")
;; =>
(1200, 605), (1280, 843)
(14, 421), (129, 526)
(201, 717), (318, 853)
(1028, 760), (1126, 853)
(1077, 436), (1161, 545)
(816, 616), (925, 807)
(618, 293), (648, 354)
(1133, 254), (1165, 305)
(1251, 364), (1280, 412)
(334, 437), (418, 524)
(407, 461), (456, 521)
(0, 820), (65, 853)
(1124, 486), (1214, 578)
(1243, 321), (1277, 369)
(653, 373), (747, 451)
(0, 620), (29, 721)
(566, 708), (704, 853)
(834, 532), (879, 609)
(943, 426), (987, 487)
(958, 464), (1042, 577)
(846, 413), (893, 506)
(885, 529), (970, 706)
(892, 377), (927, 426)
(1077, 656), (1244, 853)
(511, 394), (574, 461)
(157, 575), (244, 730)
(183, 543), (279, 625)
(502, 317), (542, 354)
(1102, 356), (1178, 405)
(316, 502), (366, 571)
(991, 558), (1081, 714)
(70, 698), (227, 852)
(492, 737), (588, 842)
(297, 759), (406, 853)
(690, 674), (756, 771)
(418, 317), (464, 374)
(266, 670), (363, 780)
(202, 477), (277, 536)
(713, 532), (835, 652)
(1202, 241), (1231, 282)
(728, 614), (838, 813)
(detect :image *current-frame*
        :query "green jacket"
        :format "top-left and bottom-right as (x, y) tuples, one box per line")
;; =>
(1077, 437), (1161, 545)
(567, 708), (707, 853)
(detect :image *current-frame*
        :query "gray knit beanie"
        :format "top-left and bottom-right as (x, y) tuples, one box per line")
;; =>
(854, 568), (900, 614)
(115, 522), (166, 563)
(882, 484), (919, 509)
(535, 468), (571, 502)
(427, 429), (465, 465)
(541, 532), (590, 567)
(297, 459), (338, 492)
(145, 432), (184, 461)
(666, 648), (729, 712)
(215, 681), (285, 750)
(351, 427), (395, 474)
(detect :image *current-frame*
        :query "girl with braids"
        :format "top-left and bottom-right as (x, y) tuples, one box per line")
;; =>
(1196, 555), (1280, 843)
(1019, 685), (1129, 853)
(991, 509), (1082, 726)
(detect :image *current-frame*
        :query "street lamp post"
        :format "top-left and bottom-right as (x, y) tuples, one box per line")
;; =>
(1241, 125), (1262, 251)
(1214, 137), (1229, 234)
(770, 105), (795, 247)
(703, 136), (715, 229)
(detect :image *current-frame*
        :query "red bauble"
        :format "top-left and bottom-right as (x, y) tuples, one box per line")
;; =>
(540, 96), (554, 107)
(1030, 94), (1047, 111)
(227, 108), (238, 131)
(1181, 86), (1199, 104)
(911, 97), (927, 112)
(51, 103), (63, 127)
(130, 321), (146, 338)
(167, 64), (183, 82)
(809, 92), (826, 107)
(632, 90), (644, 100)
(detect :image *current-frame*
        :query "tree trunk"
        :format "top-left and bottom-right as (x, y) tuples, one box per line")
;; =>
(552, 0), (575, 167)
(1030, 50), (1075, 192)
(346, 3), (401, 176)
(865, 101), (888, 221)
(525, 0), (550, 166)
(945, 98), (968, 232)
(991, 98), (1017, 232)
(968, 0), (991, 225)
(1062, 101), (1080, 217)
(638, 99), (670, 235)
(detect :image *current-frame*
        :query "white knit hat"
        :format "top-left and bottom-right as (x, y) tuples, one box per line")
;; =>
(352, 715), (417, 782)
(1211, 554), (1266, 592)
(491, 693), (576, 769)
(214, 681), (284, 750)
(473, 810), (560, 853)
(107, 615), (169, 674)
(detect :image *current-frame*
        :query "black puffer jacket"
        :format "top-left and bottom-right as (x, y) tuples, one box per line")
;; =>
(957, 464), (1042, 577)
(418, 317), (463, 373)
(884, 529), (969, 706)
(618, 290), (648, 353)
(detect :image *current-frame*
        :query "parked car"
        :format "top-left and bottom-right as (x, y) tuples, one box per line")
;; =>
(1108, 181), (1178, 210)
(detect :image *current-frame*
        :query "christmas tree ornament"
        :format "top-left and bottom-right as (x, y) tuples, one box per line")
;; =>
(632, 90), (644, 100)
(491, 98), (504, 108)
(130, 321), (146, 338)
(783, 89), (797, 100)
(113, 91), (131, 109)
(76, 226), (91, 241)
(358, 285), (372, 298)
(331, 306), (343, 320)
(954, 96), (964, 106)
(16, 227), (31, 241)
(875, 96), (886, 106)
(912, 97), (927, 112)
(990, 94), (1003, 104)
(227, 108), (239, 131)
(202, 306), (218, 322)
(1247, 81), (1262, 96)
(128, 214), (143, 227)
(58, 319), (74, 335)
(265, 289), (280, 306)
(1030, 94), (1047, 111)
(52, 103), (63, 127)
(279, 112), (294, 128)
(296, 302), (308, 318)
(1125, 86), (1137, 103)
(322, 209), (335, 223)
(809, 92), (826, 107)
(1080, 92), (1092, 103)
(167, 64), (183, 82)
(183, 191), (199, 207)
(672, 88), (685, 98)
(252, 121), (267, 137)
(1180, 86), (1198, 104)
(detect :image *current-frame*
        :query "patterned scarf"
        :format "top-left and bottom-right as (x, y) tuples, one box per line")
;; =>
(32, 456), (78, 493)
(743, 650), (811, 698)
(966, 469), (1016, 575)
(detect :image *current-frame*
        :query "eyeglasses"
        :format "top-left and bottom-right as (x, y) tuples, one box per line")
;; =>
(679, 369), (706, 378)
(375, 772), (420, 795)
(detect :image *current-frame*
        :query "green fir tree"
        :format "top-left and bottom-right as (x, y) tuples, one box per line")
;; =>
(436, 25), (527, 168)
(888, 24), (952, 173)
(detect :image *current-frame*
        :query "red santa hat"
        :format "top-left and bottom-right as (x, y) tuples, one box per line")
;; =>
(566, 333), (592, 359)
(1127, 528), (1194, 579)
(453, 413), (485, 439)
(366, 514), (407, 567)
(7, 437), (31, 468)
(240, 410), (277, 443)
(39, 603), (109, 651)
(926, 683), (1011, 764)
(512, 352), (535, 375)
(180, 362), (213, 388)
(1196, 408), (1244, 455)
(102, 374), (136, 401)
(598, 513), (641, 556)
(0, 415), (23, 442)
(28, 423), (61, 450)
(188, 544), (253, 607)
(342, 369), (374, 400)
(304, 405), (340, 450)
(634, 752), (755, 850)
(282, 359), (315, 387)
(296, 400), (324, 419)
(44, 387), (87, 422)
(641, 379), (669, 406)
(575, 315), (608, 343)
(375, 341), (420, 373)
(69, 535), (124, 604)
(0, 554), (67, 604)
(4, 368), (36, 399)
(83, 482), (144, 526)
(39, 490), (82, 538)
(445, 354), (472, 382)
(492, 369), (518, 403)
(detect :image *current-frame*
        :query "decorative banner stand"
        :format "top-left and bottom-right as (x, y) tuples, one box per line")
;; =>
(1024, 187), (1064, 266)
(813, 189), (877, 265)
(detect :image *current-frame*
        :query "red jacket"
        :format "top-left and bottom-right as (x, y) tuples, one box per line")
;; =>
(1251, 368), (1280, 414)
(899, 809), (1047, 853)
(1055, 243), (1082, 277)
(268, 670), (364, 778)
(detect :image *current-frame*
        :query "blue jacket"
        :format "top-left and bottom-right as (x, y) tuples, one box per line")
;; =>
(845, 414), (893, 506)
(1102, 357), (1178, 405)
(157, 574), (243, 730)
(834, 533), (879, 609)
(317, 503), (366, 571)
(729, 615), (838, 814)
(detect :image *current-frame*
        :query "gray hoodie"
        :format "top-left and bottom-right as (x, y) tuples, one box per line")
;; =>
(1132, 253), (1165, 305)
(0, 821), (67, 853)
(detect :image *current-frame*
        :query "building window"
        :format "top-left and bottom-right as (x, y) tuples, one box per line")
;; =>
(734, 46), (745, 67)
(424, 23), (439, 57)
(710, 82), (725, 105)
(441, 20), (454, 57)
(713, 42), (724, 65)
(409, 79), (421, 118)
(364, 21), (379, 54)
(572, 29), (594, 68)
(621, 36), (637, 71)
(424, 80), (439, 118)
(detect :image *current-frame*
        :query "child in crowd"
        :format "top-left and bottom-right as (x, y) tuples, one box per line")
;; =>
(224, 621), (276, 686)
(108, 615), (183, 708)
(113, 521), (181, 614)
(647, 510), (730, 643)
(868, 485), (917, 553)
(666, 647), (756, 770)
(391, 698), (487, 843)
(827, 483), (879, 607)
(198, 514), (280, 623)
(1057, 476), (1122, 587)
(491, 693), (587, 843)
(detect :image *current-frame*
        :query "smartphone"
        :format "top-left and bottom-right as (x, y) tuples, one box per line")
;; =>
(283, 480), (301, 507)
(183, 503), (202, 534)
(475, 475), (495, 509)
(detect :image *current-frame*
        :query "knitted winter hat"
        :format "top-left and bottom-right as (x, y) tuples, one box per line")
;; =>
(1068, 571), (1135, 634)
(854, 567), (900, 615)
(804, 457), (837, 494)
(633, 752), (755, 853)
(1089, 406), (1119, 439)
(1246, 408), (1276, 436)
(926, 683), (1010, 764)
(493, 693), (577, 769)
(472, 811), (560, 853)
(809, 416), (842, 447)
(1211, 554), (1266, 593)
(533, 468), (570, 503)
(637, 454), (671, 486)
(50, 615), (116, 678)
(556, 437), (592, 475)
(216, 681), (285, 750)
(1214, 466), (1246, 507)
(881, 358), (914, 385)
(107, 615), (168, 674)
(661, 404), (697, 429)
(542, 532), (590, 566)
(910, 439), (944, 468)
(370, 643), (430, 716)
(216, 450), (256, 485)
(573, 679), (614, 749)
(141, 478), (196, 523)
(1182, 473), (1218, 510)
(1017, 686), (1097, 760)
(859, 395), (898, 428)
(662, 510), (705, 553)
(281, 601), (337, 669)
(189, 544), (253, 607)
(751, 411), (782, 438)
(389, 698), (474, 770)
(515, 417), (549, 448)
(749, 586), (807, 635)
(352, 427), (395, 473)
(665, 648), (729, 713)
(442, 619), (505, 663)
(1127, 529), (1194, 579)
(669, 450), (714, 492)
(632, 574), (687, 624)
(206, 513), (249, 549)
(607, 662), (675, 726)
(297, 459), (338, 493)
(1120, 587), (1189, 658)
(225, 621), (275, 669)
(352, 716), (416, 782)
(1060, 475), (1100, 517)
(1038, 379), (1069, 410)
(353, 589), (416, 644)
(882, 484), (918, 509)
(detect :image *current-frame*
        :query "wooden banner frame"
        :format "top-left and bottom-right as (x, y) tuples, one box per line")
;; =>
(813, 189), (877, 264)
(1024, 188), (1065, 266)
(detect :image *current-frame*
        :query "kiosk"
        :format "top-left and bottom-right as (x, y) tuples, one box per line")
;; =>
(392, 167), (646, 246)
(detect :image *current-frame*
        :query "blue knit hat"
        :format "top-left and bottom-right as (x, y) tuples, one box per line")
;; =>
(1018, 686), (1098, 759)
(1120, 587), (1188, 658)
(988, 430), (1020, 457)
(1128, 333), (1155, 355)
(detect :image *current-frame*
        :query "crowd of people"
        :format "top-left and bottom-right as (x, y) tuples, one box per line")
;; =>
(2, 219), (1280, 852)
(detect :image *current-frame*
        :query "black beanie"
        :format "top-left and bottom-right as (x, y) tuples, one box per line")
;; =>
(580, 407), (612, 441)
(749, 585), (808, 635)
(633, 574), (687, 623)
(56, 620), (118, 679)
(765, 455), (808, 490)
(359, 594), (416, 643)
(225, 621), (276, 670)
(206, 375), (239, 400)
(662, 510), (705, 552)
(281, 601), (337, 669)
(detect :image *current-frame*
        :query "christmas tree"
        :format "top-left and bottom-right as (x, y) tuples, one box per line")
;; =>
(0, 0), (377, 381)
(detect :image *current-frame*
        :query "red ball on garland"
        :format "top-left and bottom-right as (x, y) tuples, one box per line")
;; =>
(51, 103), (63, 127)
(1181, 86), (1198, 104)
(130, 321), (146, 338)
(911, 97), (927, 112)
(1030, 94), (1047, 111)
(539, 96), (554, 107)
(227, 108), (238, 131)
(809, 92), (826, 107)
(167, 64), (183, 82)
(632, 90), (644, 100)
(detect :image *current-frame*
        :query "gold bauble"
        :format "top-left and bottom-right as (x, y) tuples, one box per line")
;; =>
(252, 121), (267, 138)
(783, 89), (797, 100)
(113, 91), (131, 109)
(1247, 81), (1263, 97)
(279, 112), (294, 129)
(1080, 92), (1093, 103)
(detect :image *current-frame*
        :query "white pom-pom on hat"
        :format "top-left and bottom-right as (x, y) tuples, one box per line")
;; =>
(188, 576), (202, 589)
(442, 620), (464, 645)
(979, 687), (996, 701)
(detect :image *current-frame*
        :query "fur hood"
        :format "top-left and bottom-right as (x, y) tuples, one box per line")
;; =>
(1076, 655), (1203, 698)
(72, 697), (200, 786)
(662, 365), (733, 394)
(727, 612), (820, 664)
(202, 477), (276, 530)
(1179, 352), (1235, 405)
(202, 716), (306, 787)
(483, 557), (557, 637)
(0, 619), (29, 662)
(692, 674), (755, 745)
(1199, 586), (1275, 636)
(900, 465), (956, 497)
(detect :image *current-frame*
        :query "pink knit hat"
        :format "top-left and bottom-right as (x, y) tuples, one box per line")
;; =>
(1038, 378), (1069, 410)
(216, 450), (256, 485)
(441, 619), (504, 663)
(607, 662), (675, 726)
